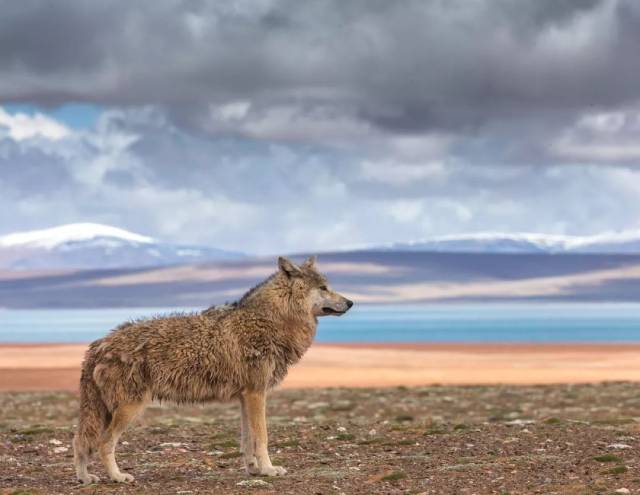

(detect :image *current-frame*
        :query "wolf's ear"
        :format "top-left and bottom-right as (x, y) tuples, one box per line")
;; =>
(278, 256), (301, 277)
(302, 255), (317, 269)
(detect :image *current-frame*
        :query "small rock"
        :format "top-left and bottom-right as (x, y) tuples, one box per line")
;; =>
(53, 446), (68, 453)
(236, 479), (271, 487)
(505, 419), (535, 426)
(368, 429), (377, 436)
(49, 439), (62, 445)
(608, 443), (632, 449)
(614, 489), (630, 494)
(337, 426), (347, 432)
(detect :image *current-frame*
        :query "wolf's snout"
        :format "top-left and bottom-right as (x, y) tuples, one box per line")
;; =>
(321, 297), (353, 316)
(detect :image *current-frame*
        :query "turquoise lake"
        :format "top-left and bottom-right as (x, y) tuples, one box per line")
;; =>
(1, 303), (640, 343)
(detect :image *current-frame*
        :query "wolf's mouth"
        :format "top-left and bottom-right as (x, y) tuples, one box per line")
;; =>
(322, 307), (345, 315)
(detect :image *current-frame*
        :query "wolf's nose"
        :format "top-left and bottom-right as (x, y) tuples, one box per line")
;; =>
(346, 299), (354, 309)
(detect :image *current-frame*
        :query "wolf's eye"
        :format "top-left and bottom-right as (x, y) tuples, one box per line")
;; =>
(319, 285), (328, 291)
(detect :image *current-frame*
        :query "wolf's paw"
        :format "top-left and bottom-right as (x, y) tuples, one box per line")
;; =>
(244, 456), (260, 475)
(261, 465), (287, 477)
(78, 473), (100, 484)
(111, 472), (135, 483)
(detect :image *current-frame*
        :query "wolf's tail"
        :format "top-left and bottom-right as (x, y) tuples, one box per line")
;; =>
(73, 351), (111, 471)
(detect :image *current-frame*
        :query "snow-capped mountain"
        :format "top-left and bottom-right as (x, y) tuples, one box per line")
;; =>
(369, 230), (640, 254)
(0, 223), (244, 270)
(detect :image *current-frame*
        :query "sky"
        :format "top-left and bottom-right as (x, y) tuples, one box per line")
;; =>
(1, 0), (640, 254)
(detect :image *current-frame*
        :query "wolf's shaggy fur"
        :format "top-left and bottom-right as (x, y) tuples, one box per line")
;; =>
(73, 256), (352, 484)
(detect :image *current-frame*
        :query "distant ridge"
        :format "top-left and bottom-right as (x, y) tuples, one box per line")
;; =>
(0, 223), (153, 249)
(362, 230), (640, 254)
(0, 223), (244, 270)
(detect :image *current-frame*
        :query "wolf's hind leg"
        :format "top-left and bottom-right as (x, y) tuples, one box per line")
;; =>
(98, 402), (145, 483)
(73, 435), (99, 484)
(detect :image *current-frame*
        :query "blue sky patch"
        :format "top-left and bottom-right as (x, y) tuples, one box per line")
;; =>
(3, 103), (103, 130)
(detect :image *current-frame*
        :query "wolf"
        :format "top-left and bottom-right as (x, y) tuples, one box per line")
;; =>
(73, 256), (353, 484)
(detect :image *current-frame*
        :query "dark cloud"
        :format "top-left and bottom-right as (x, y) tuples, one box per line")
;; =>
(2, 0), (639, 135)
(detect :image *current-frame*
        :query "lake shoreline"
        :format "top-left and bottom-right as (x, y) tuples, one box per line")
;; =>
(5, 341), (640, 350)
(3, 342), (640, 391)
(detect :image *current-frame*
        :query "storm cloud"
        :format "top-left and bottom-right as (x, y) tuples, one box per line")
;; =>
(0, 2), (637, 119)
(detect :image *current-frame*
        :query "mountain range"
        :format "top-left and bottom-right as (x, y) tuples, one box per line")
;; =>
(2, 223), (640, 271)
(371, 231), (640, 255)
(0, 223), (244, 270)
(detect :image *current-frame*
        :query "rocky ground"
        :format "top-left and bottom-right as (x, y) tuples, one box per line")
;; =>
(2, 383), (640, 494)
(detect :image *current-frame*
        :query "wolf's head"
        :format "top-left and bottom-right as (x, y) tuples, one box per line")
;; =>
(278, 256), (353, 317)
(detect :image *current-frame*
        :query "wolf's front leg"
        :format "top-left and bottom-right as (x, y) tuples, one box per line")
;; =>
(239, 395), (258, 473)
(242, 390), (286, 476)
